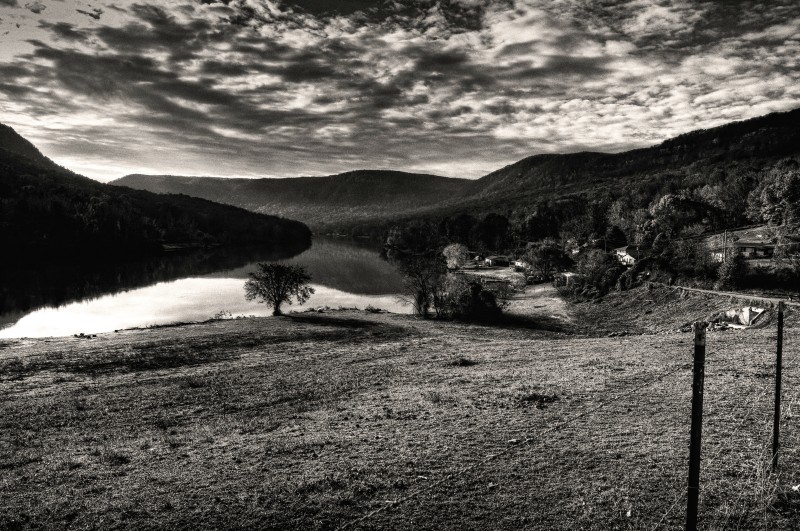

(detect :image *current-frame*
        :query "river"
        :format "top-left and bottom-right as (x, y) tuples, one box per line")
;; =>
(0, 237), (409, 338)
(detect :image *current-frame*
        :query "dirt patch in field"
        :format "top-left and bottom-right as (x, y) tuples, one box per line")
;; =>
(506, 284), (575, 323)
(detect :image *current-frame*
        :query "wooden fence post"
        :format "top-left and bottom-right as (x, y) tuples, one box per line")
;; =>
(687, 322), (707, 531)
(773, 301), (785, 470)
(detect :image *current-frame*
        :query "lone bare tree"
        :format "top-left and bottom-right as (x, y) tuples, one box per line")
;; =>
(244, 263), (314, 316)
(398, 255), (445, 317)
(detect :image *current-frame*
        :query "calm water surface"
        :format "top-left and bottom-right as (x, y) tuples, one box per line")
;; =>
(0, 238), (409, 338)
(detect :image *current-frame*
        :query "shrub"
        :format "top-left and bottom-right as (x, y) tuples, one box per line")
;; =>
(716, 254), (747, 290)
(571, 249), (625, 298)
(433, 274), (503, 322)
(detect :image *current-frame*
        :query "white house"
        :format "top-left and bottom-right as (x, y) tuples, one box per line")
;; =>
(484, 255), (510, 267)
(613, 246), (641, 266)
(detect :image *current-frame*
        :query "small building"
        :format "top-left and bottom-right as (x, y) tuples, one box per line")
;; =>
(703, 226), (778, 262)
(709, 241), (776, 262)
(613, 246), (641, 266)
(734, 241), (774, 259)
(484, 255), (510, 267)
(553, 271), (583, 287)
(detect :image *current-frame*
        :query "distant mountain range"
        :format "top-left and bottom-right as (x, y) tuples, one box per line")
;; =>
(0, 125), (311, 263)
(112, 170), (470, 232)
(112, 107), (800, 236)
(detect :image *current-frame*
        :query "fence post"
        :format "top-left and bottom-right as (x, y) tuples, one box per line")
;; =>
(687, 322), (707, 531)
(773, 301), (785, 470)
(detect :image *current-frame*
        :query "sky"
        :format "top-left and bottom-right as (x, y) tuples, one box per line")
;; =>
(0, 0), (799, 182)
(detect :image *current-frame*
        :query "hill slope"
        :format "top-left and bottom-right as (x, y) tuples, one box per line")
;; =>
(112, 170), (470, 231)
(0, 125), (311, 263)
(111, 107), (800, 236)
(0, 124), (54, 166)
(469, 106), (800, 203)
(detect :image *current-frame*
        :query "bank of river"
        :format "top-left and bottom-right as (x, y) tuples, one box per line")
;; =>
(0, 237), (410, 338)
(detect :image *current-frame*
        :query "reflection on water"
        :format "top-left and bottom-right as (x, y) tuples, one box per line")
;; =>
(0, 237), (409, 338)
(0, 239), (310, 323)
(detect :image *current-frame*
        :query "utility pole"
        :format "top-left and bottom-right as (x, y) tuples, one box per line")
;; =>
(773, 301), (785, 470)
(687, 322), (707, 531)
(723, 230), (728, 262)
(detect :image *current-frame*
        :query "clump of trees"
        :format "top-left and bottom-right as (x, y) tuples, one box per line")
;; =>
(387, 220), (510, 321)
(523, 239), (573, 279)
(433, 275), (504, 322)
(397, 255), (445, 318)
(244, 263), (315, 315)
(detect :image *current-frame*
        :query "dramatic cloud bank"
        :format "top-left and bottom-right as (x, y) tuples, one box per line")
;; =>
(0, 0), (799, 180)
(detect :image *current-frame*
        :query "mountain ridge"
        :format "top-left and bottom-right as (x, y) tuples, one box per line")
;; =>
(470, 106), (800, 200)
(0, 123), (53, 166)
(113, 169), (471, 230)
(110, 106), (800, 235)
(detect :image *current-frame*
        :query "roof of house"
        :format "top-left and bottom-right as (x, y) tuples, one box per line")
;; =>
(702, 224), (778, 248)
(734, 241), (774, 248)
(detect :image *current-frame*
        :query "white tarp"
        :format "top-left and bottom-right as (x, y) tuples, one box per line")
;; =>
(717, 307), (766, 328)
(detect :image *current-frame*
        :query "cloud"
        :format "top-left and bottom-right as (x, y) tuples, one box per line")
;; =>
(0, 0), (798, 182)
(24, 1), (44, 14)
(76, 8), (103, 20)
(38, 21), (90, 41)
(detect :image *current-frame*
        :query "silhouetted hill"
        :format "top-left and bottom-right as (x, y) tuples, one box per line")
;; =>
(0, 124), (312, 263)
(0, 124), (55, 167)
(112, 170), (470, 231)
(111, 107), (800, 238)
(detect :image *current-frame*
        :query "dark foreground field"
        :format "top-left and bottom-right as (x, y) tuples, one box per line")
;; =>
(2, 286), (800, 530)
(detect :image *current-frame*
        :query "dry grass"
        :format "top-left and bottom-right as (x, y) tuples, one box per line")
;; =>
(1, 291), (800, 530)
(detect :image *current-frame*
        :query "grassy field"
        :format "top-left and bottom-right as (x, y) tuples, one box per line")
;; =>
(2, 286), (800, 529)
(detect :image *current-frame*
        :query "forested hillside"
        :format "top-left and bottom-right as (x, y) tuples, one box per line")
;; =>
(469, 106), (800, 202)
(112, 170), (469, 231)
(0, 125), (311, 263)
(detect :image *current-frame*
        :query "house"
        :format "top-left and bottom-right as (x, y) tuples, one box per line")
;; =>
(709, 240), (776, 262)
(553, 272), (583, 287)
(613, 246), (641, 266)
(703, 226), (778, 262)
(512, 259), (529, 272)
(733, 241), (774, 259)
(484, 255), (510, 267)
